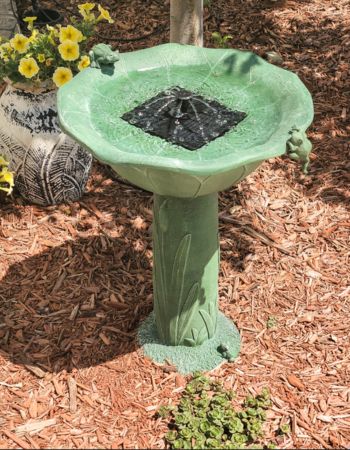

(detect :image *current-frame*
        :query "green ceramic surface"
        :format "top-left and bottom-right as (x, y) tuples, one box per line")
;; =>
(153, 193), (219, 346)
(138, 311), (240, 374)
(57, 43), (313, 198)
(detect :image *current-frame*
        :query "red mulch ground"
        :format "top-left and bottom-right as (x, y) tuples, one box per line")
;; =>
(0, 0), (349, 448)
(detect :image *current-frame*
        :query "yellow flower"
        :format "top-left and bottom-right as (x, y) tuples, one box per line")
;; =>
(0, 43), (12, 59)
(38, 53), (45, 63)
(10, 34), (29, 54)
(18, 57), (39, 79)
(97, 5), (114, 23)
(45, 58), (53, 67)
(0, 167), (14, 195)
(78, 3), (95, 20)
(52, 67), (73, 87)
(28, 29), (39, 43)
(77, 55), (90, 71)
(58, 40), (80, 61)
(23, 16), (37, 31)
(59, 25), (83, 43)
(0, 156), (9, 167)
(46, 25), (58, 36)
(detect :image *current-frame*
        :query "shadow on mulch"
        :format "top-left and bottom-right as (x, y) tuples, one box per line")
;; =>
(0, 179), (254, 373)
(0, 209), (254, 375)
(0, 234), (153, 373)
(0, 196), (24, 218)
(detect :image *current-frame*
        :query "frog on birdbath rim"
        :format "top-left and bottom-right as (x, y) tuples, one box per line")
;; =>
(89, 44), (120, 69)
(287, 126), (313, 174)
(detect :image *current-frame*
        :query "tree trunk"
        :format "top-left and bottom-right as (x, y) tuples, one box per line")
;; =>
(170, 0), (203, 47)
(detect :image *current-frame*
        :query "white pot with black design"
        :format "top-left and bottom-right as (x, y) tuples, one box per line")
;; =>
(0, 82), (92, 206)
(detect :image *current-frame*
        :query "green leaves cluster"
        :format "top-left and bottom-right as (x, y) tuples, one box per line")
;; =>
(212, 32), (233, 49)
(158, 372), (274, 449)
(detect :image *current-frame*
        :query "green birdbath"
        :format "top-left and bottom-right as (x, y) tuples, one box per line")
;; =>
(58, 43), (313, 373)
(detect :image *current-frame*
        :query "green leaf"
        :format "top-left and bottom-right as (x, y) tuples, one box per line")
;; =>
(157, 405), (172, 419)
(199, 308), (215, 340)
(199, 420), (211, 433)
(165, 431), (177, 442)
(228, 417), (244, 434)
(179, 428), (193, 439)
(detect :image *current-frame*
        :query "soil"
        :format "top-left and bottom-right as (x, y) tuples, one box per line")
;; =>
(0, 0), (349, 448)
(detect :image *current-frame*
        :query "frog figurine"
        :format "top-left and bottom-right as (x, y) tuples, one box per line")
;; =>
(286, 126), (313, 174)
(217, 343), (235, 362)
(89, 43), (120, 69)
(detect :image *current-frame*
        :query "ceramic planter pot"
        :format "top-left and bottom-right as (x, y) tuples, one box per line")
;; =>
(0, 83), (92, 206)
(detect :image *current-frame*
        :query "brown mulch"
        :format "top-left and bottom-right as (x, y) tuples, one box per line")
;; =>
(1, 0), (350, 448)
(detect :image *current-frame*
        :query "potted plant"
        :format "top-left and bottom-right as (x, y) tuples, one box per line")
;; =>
(0, 3), (114, 206)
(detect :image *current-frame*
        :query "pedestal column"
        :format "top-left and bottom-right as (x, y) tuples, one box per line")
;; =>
(138, 193), (240, 374)
(153, 193), (219, 346)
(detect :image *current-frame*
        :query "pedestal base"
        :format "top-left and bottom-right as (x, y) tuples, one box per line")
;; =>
(138, 312), (240, 374)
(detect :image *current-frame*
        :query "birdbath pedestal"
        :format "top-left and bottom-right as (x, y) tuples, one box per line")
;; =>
(58, 44), (313, 373)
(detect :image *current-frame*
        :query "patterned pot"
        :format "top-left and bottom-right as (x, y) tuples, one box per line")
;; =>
(0, 83), (92, 206)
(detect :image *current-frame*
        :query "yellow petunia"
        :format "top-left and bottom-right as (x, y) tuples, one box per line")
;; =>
(28, 29), (39, 43)
(78, 3), (95, 20)
(0, 43), (12, 59)
(10, 34), (29, 54)
(97, 5), (114, 23)
(18, 57), (39, 79)
(52, 67), (73, 87)
(59, 25), (83, 43)
(38, 53), (45, 63)
(23, 16), (37, 31)
(58, 40), (80, 61)
(77, 55), (90, 71)
(0, 167), (14, 195)
(0, 156), (8, 166)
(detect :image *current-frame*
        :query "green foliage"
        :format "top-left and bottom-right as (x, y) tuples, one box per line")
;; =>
(278, 423), (291, 435)
(157, 373), (274, 449)
(266, 316), (277, 329)
(212, 32), (233, 49)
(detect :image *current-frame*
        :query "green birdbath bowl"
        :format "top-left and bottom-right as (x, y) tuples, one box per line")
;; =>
(58, 43), (313, 373)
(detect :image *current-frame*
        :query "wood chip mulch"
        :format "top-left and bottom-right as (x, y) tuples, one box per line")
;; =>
(1, 0), (350, 448)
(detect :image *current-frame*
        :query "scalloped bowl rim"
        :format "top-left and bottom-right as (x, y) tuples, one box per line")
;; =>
(58, 43), (314, 176)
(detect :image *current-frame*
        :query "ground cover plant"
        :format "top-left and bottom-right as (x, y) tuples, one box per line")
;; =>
(158, 372), (275, 449)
